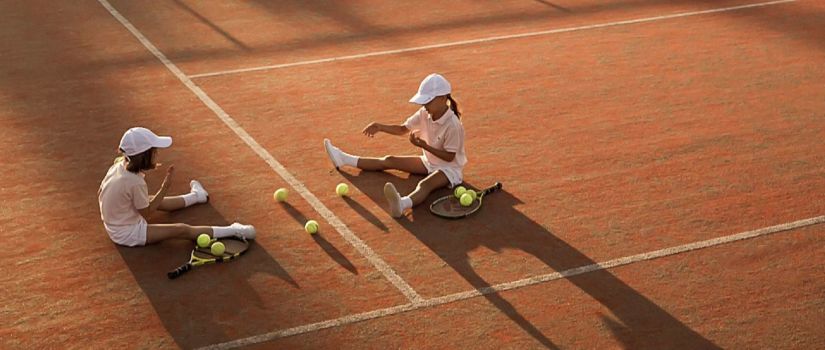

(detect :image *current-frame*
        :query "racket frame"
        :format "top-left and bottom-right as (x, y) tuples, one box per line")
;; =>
(167, 237), (249, 279)
(429, 182), (502, 219)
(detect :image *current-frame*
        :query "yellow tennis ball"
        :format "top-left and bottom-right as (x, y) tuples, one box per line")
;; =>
(459, 193), (473, 207)
(454, 186), (467, 199)
(465, 189), (478, 201)
(196, 234), (211, 248)
(305, 220), (319, 234)
(274, 188), (288, 202)
(210, 241), (226, 256)
(336, 183), (349, 197)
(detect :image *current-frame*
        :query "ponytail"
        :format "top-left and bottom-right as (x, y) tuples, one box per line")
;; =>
(446, 94), (461, 119)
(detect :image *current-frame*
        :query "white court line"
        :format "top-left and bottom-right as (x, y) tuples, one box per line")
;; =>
(200, 215), (825, 350)
(189, 0), (797, 79)
(98, 0), (423, 304)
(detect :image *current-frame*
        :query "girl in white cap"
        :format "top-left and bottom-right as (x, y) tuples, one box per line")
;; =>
(324, 73), (467, 218)
(98, 127), (256, 247)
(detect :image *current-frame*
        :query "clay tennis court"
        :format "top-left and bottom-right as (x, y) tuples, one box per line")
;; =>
(2, 0), (824, 349)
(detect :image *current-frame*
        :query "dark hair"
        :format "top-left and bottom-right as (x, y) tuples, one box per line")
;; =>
(121, 148), (157, 173)
(446, 94), (461, 119)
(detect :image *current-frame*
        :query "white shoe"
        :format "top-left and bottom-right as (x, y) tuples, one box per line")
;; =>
(190, 180), (209, 203)
(383, 182), (403, 218)
(230, 222), (256, 240)
(324, 138), (344, 169)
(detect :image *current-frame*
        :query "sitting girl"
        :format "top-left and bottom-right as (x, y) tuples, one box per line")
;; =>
(98, 127), (255, 246)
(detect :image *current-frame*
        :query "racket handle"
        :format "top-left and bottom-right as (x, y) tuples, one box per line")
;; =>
(482, 182), (503, 195)
(167, 263), (192, 279)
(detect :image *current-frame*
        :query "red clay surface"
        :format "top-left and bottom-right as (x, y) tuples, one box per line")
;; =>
(194, 0), (825, 298)
(253, 225), (825, 349)
(1, 0), (823, 349)
(107, 0), (820, 77)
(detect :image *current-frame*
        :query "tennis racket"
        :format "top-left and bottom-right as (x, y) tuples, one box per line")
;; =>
(167, 237), (250, 279)
(429, 182), (502, 219)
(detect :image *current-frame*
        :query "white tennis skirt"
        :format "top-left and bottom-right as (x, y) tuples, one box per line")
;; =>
(420, 156), (463, 188)
(104, 218), (148, 247)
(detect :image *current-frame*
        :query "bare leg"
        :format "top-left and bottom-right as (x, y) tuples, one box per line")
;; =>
(145, 224), (214, 244)
(357, 155), (428, 174)
(153, 196), (187, 211)
(408, 171), (451, 206)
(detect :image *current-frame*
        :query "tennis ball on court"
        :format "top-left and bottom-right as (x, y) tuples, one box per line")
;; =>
(210, 241), (226, 256)
(465, 189), (478, 201)
(336, 183), (349, 197)
(459, 193), (473, 207)
(274, 188), (288, 202)
(454, 186), (467, 199)
(305, 220), (319, 234)
(196, 234), (211, 248)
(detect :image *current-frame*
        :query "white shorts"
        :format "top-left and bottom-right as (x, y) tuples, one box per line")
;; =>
(104, 218), (148, 247)
(420, 156), (463, 188)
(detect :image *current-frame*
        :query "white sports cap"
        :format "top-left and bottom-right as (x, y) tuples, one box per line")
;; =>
(118, 127), (172, 156)
(409, 73), (452, 105)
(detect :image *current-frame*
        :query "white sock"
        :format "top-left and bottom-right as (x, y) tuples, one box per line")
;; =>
(400, 196), (413, 211)
(211, 226), (234, 238)
(182, 192), (199, 207)
(339, 151), (359, 167)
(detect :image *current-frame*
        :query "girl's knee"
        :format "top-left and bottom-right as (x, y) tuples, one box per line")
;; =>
(421, 173), (449, 190)
(380, 155), (396, 168)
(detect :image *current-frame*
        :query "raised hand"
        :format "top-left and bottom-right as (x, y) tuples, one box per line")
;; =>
(161, 165), (175, 190)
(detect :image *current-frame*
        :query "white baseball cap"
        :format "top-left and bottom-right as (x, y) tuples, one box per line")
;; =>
(119, 127), (172, 156)
(409, 73), (452, 105)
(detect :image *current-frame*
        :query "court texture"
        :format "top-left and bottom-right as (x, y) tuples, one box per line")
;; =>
(1, 0), (823, 349)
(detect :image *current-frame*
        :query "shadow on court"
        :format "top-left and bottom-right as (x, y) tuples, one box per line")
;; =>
(343, 196), (390, 233)
(532, 0), (572, 13)
(116, 202), (298, 349)
(172, 0), (251, 51)
(342, 170), (721, 349)
(278, 202), (359, 274)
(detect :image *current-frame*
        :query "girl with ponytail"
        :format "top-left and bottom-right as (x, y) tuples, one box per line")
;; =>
(324, 73), (468, 218)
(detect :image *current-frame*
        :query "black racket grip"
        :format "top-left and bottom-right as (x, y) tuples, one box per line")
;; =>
(482, 182), (502, 195)
(167, 263), (192, 279)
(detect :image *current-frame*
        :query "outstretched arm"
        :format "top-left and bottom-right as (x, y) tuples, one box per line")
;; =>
(363, 122), (408, 137)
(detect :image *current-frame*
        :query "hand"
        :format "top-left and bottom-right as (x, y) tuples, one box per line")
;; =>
(409, 132), (427, 148)
(161, 165), (175, 189)
(362, 122), (381, 137)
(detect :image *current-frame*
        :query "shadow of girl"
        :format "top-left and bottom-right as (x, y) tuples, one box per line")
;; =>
(342, 171), (720, 349)
(115, 202), (297, 349)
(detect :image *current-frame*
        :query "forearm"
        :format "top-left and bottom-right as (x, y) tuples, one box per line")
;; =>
(146, 186), (169, 214)
(378, 124), (408, 136)
(422, 145), (456, 162)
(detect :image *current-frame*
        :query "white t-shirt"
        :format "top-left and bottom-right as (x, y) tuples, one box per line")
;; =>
(98, 160), (150, 227)
(403, 107), (467, 169)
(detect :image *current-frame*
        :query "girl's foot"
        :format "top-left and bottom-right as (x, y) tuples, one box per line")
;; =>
(190, 180), (209, 203)
(230, 223), (256, 240)
(324, 139), (345, 169)
(383, 182), (403, 218)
